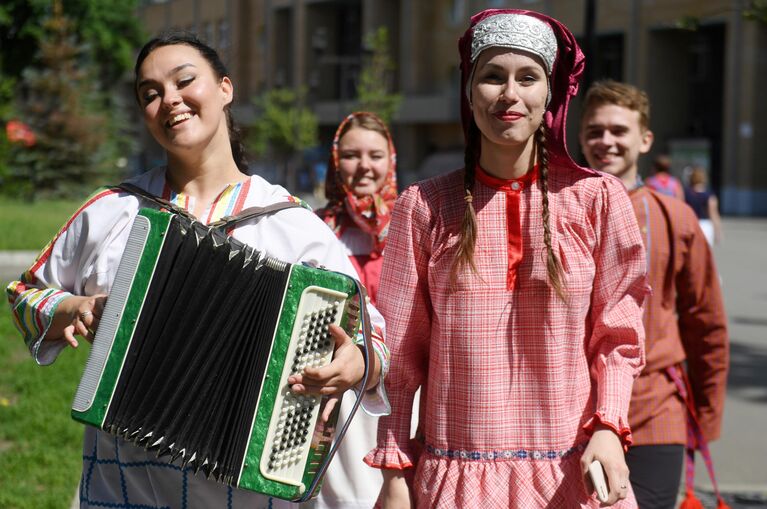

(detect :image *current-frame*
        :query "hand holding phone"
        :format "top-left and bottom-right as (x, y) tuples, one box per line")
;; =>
(588, 460), (609, 503)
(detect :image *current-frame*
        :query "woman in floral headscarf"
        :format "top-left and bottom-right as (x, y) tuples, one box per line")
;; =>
(316, 111), (398, 306)
(365, 9), (647, 508)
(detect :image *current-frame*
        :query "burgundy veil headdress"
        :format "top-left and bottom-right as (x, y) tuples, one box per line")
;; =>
(458, 9), (592, 175)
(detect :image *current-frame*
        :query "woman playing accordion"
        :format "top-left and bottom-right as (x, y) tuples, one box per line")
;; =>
(6, 33), (389, 509)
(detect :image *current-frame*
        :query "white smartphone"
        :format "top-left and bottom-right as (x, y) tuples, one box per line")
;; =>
(588, 460), (609, 503)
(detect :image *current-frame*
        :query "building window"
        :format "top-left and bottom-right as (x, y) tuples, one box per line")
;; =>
(450, 0), (466, 26)
(218, 19), (230, 50)
(595, 34), (624, 82)
(203, 21), (214, 45)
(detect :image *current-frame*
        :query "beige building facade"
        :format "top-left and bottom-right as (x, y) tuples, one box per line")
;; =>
(138, 0), (767, 215)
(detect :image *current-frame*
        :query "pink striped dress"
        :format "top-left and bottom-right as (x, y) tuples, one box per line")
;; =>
(365, 166), (647, 508)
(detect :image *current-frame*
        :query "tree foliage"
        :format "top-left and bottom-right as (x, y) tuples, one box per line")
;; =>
(5, 1), (128, 199)
(0, 0), (48, 80)
(0, 76), (16, 185)
(249, 87), (319, 158)
(0, 0), (144, 84)
(0, 0), (141, 198)
(248, 87), (318, 191)
(744, 0), (767, 24)
(356, 27), (401, 125)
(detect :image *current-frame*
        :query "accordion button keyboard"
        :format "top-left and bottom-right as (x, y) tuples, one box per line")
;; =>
(259, 286), (350, 488)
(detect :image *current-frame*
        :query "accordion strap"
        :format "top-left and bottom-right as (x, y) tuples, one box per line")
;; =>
(113, 182), (302, 230)
(113, 183), (197, 221)
(207, 201), (302, 230)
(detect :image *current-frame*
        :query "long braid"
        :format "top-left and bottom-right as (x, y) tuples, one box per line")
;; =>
(450, 121), (481, 286)
(536, 123), (566, 300)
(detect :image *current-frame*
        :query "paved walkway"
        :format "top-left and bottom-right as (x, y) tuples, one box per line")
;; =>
(0, 250), (37, 284)
(696, 218), (767, 507)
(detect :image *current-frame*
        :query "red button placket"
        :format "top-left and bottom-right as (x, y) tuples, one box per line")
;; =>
(505, 181), (523, 290)
(475, 165), (538, 291)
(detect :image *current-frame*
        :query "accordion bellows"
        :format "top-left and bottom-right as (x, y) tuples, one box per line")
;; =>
(71, 208), (362, 501)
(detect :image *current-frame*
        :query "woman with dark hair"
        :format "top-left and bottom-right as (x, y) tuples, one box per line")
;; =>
(6, 33), (389, 508)
(365, 10), (647, 508)
(684, 166), (723, 246)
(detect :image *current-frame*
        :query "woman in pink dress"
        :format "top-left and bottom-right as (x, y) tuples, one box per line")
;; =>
(365, 9), (647, 508)
(317, 111), (398, 306)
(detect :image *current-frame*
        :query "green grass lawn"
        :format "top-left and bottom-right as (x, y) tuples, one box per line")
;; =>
(0, 313), (88, 509)
(0, 197), (85, 250)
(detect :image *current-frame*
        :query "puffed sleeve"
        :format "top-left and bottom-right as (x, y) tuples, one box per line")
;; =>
(676, 209), (729, 442)
(5, 189), (132, 365)
(582, 176), (648, 446)
(364, 184), (433, 470)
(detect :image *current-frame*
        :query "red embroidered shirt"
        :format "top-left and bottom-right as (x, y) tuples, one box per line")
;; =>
(628, 187), (728, 445)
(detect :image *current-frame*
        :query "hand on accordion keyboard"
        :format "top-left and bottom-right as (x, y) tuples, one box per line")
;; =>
(288, 323), (378, 422)
(48, 294), (107, 348)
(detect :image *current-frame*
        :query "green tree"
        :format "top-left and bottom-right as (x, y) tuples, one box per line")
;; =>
(744, 0), (767, 24)
(0, 76), (17, 186)
(7, 0), (126, 199)
(356, 26), (401, 125)
(0, 0), (48, 80)
(248, 87), (318, 192)
(0, 0), (144, 85)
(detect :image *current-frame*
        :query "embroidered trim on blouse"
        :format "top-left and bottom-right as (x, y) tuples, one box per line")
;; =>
(425, 442), (586, 461)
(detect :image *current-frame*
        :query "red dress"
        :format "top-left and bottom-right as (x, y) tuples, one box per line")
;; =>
(338, 226), (385, 306)
(348, 253), (383, 306)
(365, 167), (647, 508)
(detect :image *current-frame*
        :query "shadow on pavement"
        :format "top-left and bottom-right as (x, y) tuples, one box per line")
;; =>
(725, 341), (767, 404)
(697, 489), (767, 508)
(731, 316), (767, 327)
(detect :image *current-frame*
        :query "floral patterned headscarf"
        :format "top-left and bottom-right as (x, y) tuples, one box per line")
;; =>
(316, 111), (398, 256)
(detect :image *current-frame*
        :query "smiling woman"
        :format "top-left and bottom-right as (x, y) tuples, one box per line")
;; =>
(312, 111), (398, 508)
(470, 48), (549, 162)
(133, 36), (245, 218)
(367, 10), (648, 508)
(316, 111), (398, 307)
(5, 32), (391, 509)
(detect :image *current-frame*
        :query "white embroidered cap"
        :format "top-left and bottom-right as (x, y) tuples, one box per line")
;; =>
(470, 13), (557, 75)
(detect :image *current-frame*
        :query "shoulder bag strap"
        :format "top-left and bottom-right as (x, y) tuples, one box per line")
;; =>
(667, 364), (731, 509)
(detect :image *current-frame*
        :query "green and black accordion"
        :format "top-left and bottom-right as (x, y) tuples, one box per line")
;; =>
(71, 207), (370, 502)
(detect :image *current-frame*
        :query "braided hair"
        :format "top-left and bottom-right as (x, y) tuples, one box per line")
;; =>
(535, 123), (565, 300)
(450, 120), (566, 299)
(450, 121), (481, 286)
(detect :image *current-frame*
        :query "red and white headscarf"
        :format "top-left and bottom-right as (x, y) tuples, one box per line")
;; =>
(316, 111), (398, 257)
